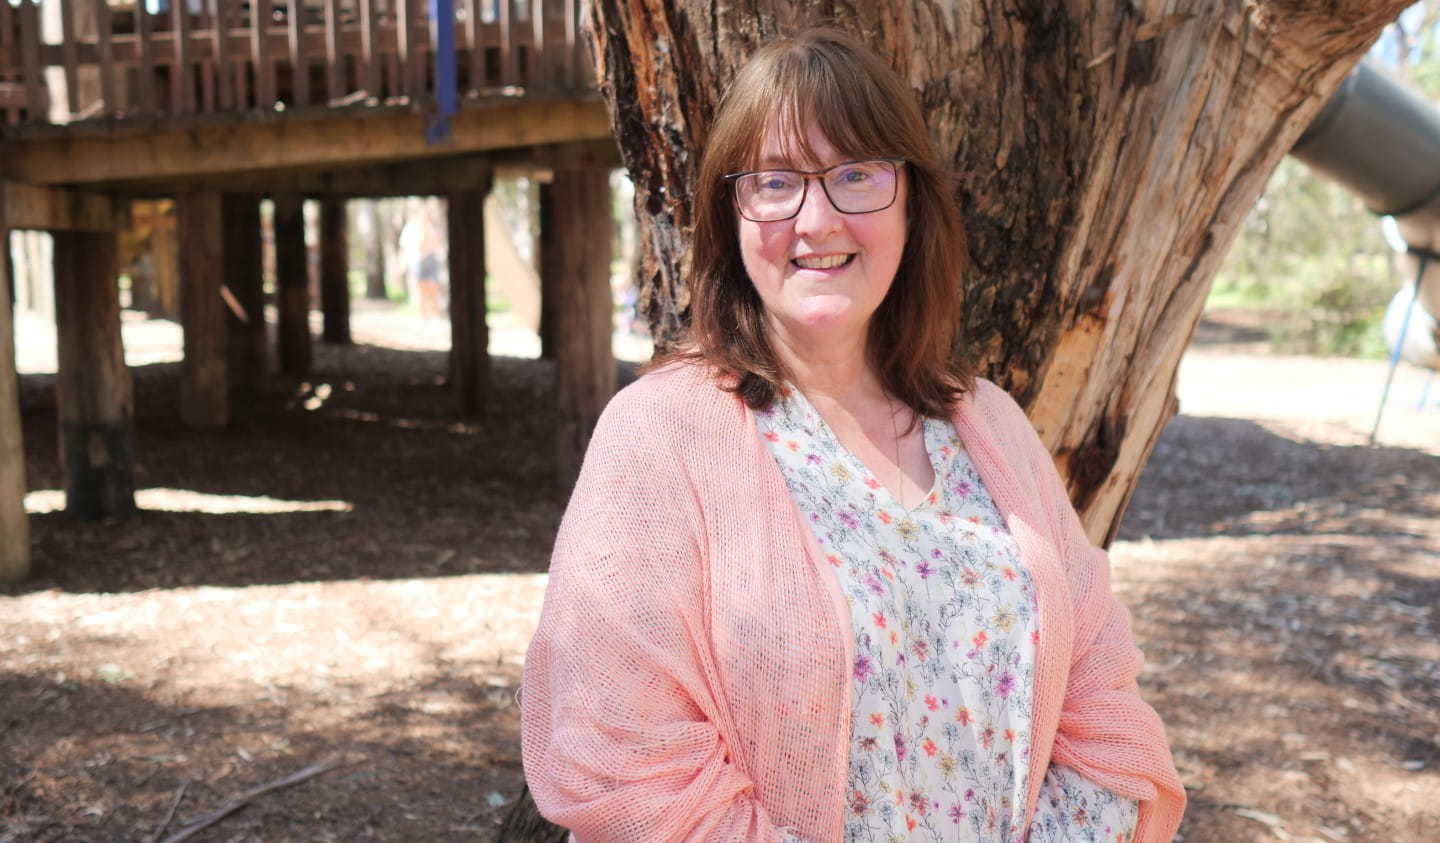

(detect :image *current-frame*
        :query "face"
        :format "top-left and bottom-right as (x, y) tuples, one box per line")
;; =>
(737, 117), (908, 358)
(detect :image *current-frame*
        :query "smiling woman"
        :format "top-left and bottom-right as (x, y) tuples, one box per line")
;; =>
(519, 28), (1185, 843)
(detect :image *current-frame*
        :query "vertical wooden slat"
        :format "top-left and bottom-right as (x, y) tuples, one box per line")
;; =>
(93, 0), (114, 116)
(213, 0), (233, 110)
(395, 0), (412, 98)
(194, 0), (213, 111)
(232, 41), (248, 107)
(287, 0), (307, 106)
(173, 0), (194, 112)
(199, 62), (215, 111)
(132, 0), (155, 114)
(2, 2), (17, 124)
(19, 0), (41, 122)
(564, 0), (576, 88)
(416, 0), (430, 100)
(251, 0), (275, 108)
(497, 0), (510, 87)
(529, 0), (543, 89)
(59, 0), (78, 116)
(465, 0), (480, 95)
(324, 0), (342, 102)
(359, 0), (378, 97)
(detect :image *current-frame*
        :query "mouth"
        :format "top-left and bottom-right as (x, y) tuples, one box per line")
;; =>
(792, 254), (855, 270)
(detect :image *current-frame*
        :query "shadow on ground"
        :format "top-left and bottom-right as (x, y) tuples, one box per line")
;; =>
(1118, 414), (1440, 544)
(8, 344), (642, 595)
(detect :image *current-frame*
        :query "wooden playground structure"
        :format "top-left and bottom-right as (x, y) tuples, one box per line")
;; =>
(0, 0), (621, 581)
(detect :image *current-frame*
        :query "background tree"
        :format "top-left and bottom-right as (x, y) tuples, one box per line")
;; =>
(1211, 6), (1440, 359)
(589, 0), (1412, 545)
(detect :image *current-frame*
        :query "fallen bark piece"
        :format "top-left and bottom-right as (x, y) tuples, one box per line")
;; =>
(159, 757), (342, 843)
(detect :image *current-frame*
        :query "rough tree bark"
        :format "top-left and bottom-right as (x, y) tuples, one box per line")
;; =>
(588, 0), (1410, 544)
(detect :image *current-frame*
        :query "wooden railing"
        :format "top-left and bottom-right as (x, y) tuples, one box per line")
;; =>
(0, 0), (593, 125)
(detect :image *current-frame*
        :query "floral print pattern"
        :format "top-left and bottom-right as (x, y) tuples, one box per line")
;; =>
(757, 388), (1137, 842)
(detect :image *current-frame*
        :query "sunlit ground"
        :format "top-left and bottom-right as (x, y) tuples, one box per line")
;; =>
(11, 298), (655, 375)
(23, 489), (355, 515)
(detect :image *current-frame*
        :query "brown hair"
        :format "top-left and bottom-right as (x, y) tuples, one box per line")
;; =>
(663, 27), (974, 416)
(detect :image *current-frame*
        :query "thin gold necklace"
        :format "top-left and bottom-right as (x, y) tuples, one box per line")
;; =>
(888, 393), (904, 509)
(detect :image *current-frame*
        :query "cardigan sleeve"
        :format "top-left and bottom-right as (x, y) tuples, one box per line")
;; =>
(519, 385), (788, 843)
(975, 381), (1187, 841)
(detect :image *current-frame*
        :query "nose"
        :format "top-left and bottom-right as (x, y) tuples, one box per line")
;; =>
(792, 176), (843, 237)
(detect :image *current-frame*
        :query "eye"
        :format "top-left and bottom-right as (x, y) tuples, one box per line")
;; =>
(754, 172), (798, 192)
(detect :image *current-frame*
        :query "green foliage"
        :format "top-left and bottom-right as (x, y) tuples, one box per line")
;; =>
(1208, 4), (1440, 358)
(1210, 149), (1396, 358)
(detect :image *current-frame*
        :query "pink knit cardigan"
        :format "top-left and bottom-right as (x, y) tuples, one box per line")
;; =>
(521, 363), (1185, 842)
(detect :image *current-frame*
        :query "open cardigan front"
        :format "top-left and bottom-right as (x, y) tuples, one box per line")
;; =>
(520, 363), (1185, 842)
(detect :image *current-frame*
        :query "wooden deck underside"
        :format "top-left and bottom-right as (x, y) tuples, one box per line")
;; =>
(1, 95), (614, 189)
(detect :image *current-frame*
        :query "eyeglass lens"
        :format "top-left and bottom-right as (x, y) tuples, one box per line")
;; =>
(735, 160), (897, 222)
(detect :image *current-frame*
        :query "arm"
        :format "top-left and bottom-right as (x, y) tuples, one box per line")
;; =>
(519, 389), (787, 843)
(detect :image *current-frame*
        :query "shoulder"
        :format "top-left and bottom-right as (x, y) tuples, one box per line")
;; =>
(951, 378), (1052, 481)
(591, 360), (749, 454)
(956, 377), (1031, 430)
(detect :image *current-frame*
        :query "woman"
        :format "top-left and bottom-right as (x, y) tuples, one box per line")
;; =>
(521, 28), (1185, 842)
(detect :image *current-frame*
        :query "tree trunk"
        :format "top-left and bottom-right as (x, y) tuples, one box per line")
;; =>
(589, 0), (1410, 544)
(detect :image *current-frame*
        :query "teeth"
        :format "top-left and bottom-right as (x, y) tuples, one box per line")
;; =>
(794, 254), (851, 270)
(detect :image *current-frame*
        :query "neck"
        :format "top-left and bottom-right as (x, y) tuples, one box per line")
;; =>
(766, 320), (883, 405)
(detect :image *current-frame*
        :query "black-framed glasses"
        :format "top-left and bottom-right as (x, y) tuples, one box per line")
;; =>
(725, 158), (905, 223)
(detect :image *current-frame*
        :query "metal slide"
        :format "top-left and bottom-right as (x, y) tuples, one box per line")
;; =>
(1292, 62), (1440, 373)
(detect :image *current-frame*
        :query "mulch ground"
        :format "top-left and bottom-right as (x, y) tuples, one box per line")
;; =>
(2, 308), (1438, 842)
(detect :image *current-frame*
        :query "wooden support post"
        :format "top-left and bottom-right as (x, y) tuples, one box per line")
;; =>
(448, 182), (491, 416)
(149, 206), (181, 320)
(541, 167), (614, 484)
(537, 180), (556, 360)
(0, 223), (30, 582)
(319, 197), (350, 344)
(273, 194), (311, 375)
(223, 193), (268, 394)
(53, 229), (135, 521)
(176, 191), (228, 428)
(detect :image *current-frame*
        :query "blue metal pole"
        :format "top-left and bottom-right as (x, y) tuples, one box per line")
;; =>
(1371, 252), (1427, 445)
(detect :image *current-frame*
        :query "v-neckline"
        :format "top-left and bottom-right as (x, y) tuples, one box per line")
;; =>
(778, 386), (942, 515)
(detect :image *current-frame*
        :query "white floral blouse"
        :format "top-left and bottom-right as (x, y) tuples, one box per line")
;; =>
(757, 387), (1137, 843)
